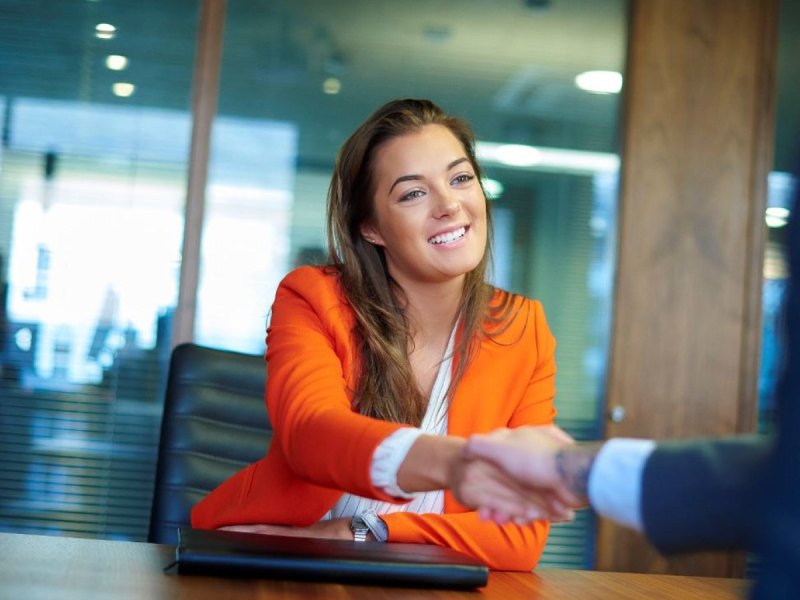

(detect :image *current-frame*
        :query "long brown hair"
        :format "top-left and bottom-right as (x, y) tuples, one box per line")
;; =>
(327, 98), (520, 425)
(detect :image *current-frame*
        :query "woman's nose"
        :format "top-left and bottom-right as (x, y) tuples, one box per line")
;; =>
(433, 191), (460, 218)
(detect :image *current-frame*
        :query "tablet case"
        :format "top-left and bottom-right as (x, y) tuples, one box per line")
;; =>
(174, 527), (489, 589)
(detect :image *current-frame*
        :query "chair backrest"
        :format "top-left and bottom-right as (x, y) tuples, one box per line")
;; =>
(148, 342), (271, 544)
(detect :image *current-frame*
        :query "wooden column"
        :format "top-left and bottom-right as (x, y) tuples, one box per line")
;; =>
(172, 0), (226, 347)
(597, 0), (778, 576)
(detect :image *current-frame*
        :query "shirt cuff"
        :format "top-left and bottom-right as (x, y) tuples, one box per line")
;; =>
(588, 438), (656, 532)
(360, 509), (389, 542)
(370, 427), (425, 499)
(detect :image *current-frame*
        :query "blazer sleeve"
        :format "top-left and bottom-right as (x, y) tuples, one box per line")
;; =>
(641, 436), (772, 554)
(382, 299), (558, 571)
(264, 268), (409, 502)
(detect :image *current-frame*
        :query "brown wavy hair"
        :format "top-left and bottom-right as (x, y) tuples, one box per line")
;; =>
(326, 98), (521, 426)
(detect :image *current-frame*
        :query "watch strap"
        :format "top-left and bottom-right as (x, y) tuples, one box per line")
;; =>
(360, 510), (389, 543)
(350, 515), (370, 542)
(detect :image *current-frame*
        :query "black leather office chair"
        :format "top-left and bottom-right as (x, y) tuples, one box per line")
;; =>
(148, 342), (271, 544)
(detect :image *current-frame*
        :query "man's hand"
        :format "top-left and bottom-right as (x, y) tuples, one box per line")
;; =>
(452, 451), (576, 523)
(459, 425), (601, 522)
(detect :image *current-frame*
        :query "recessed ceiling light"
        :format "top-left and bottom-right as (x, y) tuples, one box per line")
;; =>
(476, 142), (619, 174)
(105, 55), (128, 70)
(766, 206), (790, 219)
(95, 23), (116, 39)
(323, 77), (341, 94)
(766, 214), (788, 228)
(481, 177), (504, 199)
(493, 144), (542, 167)
(766, 206), (790, 228)
(575, 70), (623, 94)
(112, 82), (135, 97)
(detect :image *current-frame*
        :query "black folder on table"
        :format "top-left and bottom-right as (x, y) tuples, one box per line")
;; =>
(174, 527), (489, 589)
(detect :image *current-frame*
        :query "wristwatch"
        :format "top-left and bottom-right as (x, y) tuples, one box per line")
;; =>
(350, 514), (370, 542)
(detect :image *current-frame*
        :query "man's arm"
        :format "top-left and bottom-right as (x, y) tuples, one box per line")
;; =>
(641, 436), (771, 553)
(553, 441), (604, 504)
(460, 428), (650, 529)
(462, 427), (773, 554)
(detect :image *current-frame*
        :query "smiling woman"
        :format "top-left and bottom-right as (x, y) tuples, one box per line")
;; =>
(362, 125), (488, 289)
(191, 99), (564, 571)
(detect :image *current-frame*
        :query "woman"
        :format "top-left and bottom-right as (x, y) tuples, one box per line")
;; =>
(191, 98), (558, 571)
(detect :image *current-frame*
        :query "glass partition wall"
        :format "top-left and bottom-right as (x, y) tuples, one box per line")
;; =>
(0, 0), (197, 539)
(758, 0), (800, 432)
(0, 0), (628, 567)
(200, 0), (628, 568)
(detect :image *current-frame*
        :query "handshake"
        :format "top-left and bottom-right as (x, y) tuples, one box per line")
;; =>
(450, 425), (600, 524)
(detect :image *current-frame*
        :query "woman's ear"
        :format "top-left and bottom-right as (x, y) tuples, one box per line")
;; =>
(360, 223), (384, 246)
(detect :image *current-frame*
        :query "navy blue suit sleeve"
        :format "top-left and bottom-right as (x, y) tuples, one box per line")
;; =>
(641, 436), (772, 554)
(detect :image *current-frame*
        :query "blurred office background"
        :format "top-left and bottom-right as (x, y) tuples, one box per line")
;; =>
(0, 0), (795, 574)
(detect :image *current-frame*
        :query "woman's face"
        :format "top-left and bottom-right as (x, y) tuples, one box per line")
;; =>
(361, 124), (487, 288)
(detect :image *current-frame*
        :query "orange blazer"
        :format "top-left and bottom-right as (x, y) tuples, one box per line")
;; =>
(191, 266), (557, 571)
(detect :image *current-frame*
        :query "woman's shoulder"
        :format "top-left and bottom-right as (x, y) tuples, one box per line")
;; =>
(276, 265), (350, 314)
(487, 286), (544, 317)
(280, 264), (338, 291)
(485, 286), (549, 342)
(268, 266), (358, 356)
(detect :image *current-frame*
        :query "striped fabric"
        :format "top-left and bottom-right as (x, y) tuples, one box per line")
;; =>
(322, 329), (456, 522)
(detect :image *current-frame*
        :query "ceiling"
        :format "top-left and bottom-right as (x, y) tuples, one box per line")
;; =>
(0, 0), (797, 170)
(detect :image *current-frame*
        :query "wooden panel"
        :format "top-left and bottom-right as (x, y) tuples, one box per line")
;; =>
(598, 0), (778, 576)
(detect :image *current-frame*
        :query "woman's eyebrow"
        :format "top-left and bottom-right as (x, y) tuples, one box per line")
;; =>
(388, 157), (470, 194)
(447, 157), (469, 170)
(389, 174), (423, 194)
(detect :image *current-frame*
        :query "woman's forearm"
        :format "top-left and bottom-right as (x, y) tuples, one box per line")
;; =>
(396, 434), (466, 492)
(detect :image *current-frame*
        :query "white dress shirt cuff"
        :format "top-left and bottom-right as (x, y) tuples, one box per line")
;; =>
(370, 427), (425, 499)
(588, 438), (656, 532)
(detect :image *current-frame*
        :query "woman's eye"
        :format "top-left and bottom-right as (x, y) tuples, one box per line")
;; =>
(452, 173), (475, 185)
(400, 189), (425, 202)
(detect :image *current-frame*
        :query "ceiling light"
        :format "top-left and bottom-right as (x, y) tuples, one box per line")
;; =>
(323, 77), (341, 94)
(95, 23), (116, 39)
(766, 214), (788, 228)
(476, 142), (620, 174)
(112, 82), (135, 97)
(481, 177), (504, 199)
(765, 207), (790, 228)
(766, 207), (790, 220)
(575, 70), (623, 94)
(492, 144), (542, 167)
(105, 55), (128, 70)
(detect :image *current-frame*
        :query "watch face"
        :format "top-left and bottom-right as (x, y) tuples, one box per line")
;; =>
(351, 516), (369, 541)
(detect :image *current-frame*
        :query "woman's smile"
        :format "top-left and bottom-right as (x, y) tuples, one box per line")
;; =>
(428, 225), (469, 246)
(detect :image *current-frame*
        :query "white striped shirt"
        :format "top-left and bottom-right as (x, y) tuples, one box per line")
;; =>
(321, 327), (456, 522)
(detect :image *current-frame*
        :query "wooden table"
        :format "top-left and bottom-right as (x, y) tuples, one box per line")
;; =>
(0, 532), (749, 599)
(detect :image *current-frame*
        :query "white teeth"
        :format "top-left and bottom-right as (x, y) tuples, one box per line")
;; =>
(428, 226), (466, 245)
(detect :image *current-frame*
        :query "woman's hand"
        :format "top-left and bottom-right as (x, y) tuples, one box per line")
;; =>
(455, 425), (592, 523)
(453, 454), (576, 524)
(219, 517), (354, 540)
